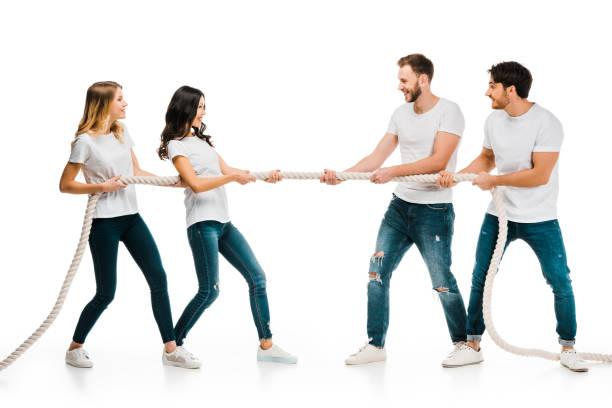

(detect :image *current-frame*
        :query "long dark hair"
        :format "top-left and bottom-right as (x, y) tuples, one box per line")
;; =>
(158, 85), (213, 160)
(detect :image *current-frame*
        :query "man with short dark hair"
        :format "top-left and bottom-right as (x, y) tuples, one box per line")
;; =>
(322, 53), (469, 366)
(438, 61), (587, 372)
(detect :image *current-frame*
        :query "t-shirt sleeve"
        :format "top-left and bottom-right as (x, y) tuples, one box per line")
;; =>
(387, 110), (398, 135)
(68, 136), (90, 164)
(167, 140), (189, 161)
(483, 116), (492, 149)
(533, 114), (563, 152)
(439, 102), (465, 137)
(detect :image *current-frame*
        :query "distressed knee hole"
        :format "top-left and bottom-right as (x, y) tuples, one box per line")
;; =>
(432, 286), (450, 300)
(369, 272), (382, 284)
(370, 251), (384, 266)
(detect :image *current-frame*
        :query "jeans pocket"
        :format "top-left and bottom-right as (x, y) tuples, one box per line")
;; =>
(425, 203), (449, 211)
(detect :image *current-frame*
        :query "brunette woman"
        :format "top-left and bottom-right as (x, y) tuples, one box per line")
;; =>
(158, 85), (296, 364)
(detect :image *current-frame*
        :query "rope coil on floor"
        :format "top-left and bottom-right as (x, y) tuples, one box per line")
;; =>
(1, 172), (610, 371)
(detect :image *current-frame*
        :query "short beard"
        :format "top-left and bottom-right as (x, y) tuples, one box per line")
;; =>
(491, 90), (510, 109)
(407, 83), (422, 102)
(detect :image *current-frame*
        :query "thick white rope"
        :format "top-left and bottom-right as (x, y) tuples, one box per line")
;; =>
(0, 172), (609, 371)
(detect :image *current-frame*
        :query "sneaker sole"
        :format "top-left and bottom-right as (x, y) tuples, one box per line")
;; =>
(257, 356), (297, 364)
(65, 360), (93, 368)
(162, 358), (201, 369)
(345, 358), (386, 365)
(441, 359), (484, 368)
(561, 362), (588, 372)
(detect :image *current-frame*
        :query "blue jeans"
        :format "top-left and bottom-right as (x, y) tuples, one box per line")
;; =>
(174, 221), (272, 346)
(466, 214), (577, 346)
(367, 195), (467, 347)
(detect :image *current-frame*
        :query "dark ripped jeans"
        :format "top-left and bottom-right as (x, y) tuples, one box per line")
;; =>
(367, 195), (467, 347)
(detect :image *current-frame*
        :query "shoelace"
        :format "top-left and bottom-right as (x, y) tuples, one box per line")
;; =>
(178, 347), (197, 360)
(268, 345), (282, 354)
(446, 343), (470, 358)
(274, 346), (292, 357)
(261, 345), (288, 356)
(562, 350), (582, 363)
(350, 343), (371, 357)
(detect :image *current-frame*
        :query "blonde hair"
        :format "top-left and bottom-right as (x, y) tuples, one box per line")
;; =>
(75, 81), (124, 141)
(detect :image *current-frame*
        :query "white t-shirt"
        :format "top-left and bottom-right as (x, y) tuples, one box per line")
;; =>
(387, 98), (464, 204)
(483, 103), (563, 223)
(68, 126), (138, 219)
(167, 136), (230, 227)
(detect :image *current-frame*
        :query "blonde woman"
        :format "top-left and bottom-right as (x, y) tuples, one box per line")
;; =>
(59, 82), (200, 369)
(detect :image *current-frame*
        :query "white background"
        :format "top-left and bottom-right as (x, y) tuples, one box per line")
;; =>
(1, 0), (611, 407)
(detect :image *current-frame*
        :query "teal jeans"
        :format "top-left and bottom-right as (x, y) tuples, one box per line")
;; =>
(466, 214), (577, 346)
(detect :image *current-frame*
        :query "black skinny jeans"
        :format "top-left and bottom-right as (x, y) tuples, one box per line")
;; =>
(72, 214), (176, 344)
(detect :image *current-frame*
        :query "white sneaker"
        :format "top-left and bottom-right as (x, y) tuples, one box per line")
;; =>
(65, 347), (94, 368)
(441, 342), (484, 367)
(345, 343), (386, 365)
(560, 349), (588, 372)
(257, 344), (297, 364)
(162, 346), (202, 369)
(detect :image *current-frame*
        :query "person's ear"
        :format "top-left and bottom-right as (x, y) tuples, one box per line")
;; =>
(507, 85), (517, 97)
